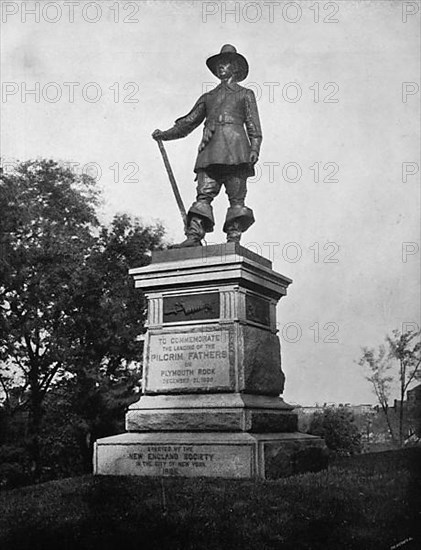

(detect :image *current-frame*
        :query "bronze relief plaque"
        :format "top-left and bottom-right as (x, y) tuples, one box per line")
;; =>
(245, 294), (270, 327)
(163, 292), (220, 323)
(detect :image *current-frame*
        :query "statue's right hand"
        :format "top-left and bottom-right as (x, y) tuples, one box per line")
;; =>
(152, 129), (165, 141)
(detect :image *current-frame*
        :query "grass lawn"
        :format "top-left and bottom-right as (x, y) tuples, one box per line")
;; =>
(0, 448), (420, 550)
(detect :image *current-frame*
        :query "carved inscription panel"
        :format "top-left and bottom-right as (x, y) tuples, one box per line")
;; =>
(100, 443), (254, 478)
(146, 329), (231, 392)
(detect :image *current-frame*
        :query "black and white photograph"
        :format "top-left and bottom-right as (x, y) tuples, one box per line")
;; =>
(0, 1), (420, 548)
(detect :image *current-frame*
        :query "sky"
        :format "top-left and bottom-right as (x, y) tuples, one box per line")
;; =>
(1, 0), (420, 405)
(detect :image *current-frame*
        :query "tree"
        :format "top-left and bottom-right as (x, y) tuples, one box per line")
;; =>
(59, 213), (165, 469)
(308, 407), (362, 456)
(1, 159), (166, 479)
(1, 159), (99, 476)
(358, 329), (421, 446)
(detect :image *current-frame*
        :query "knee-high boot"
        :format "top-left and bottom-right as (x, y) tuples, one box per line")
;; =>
(172, 216), (205, 248)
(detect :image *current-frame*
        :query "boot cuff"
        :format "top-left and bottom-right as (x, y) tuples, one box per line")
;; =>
(223, 205), (255, 233)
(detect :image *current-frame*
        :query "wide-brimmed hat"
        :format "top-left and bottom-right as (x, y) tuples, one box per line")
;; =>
(206, 44), (249, 82)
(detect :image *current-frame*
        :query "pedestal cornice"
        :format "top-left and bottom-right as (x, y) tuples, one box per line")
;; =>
(129, 243), (292, 301)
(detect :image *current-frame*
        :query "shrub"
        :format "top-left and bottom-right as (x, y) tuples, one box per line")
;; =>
(308, 407), (363, 456)
(0, 444), (32, 489)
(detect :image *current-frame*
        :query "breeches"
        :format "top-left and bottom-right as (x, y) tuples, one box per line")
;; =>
(187, 166), (254, 234)
(196, 167), (248, 207)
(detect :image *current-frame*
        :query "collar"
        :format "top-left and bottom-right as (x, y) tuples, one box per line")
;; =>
(215, 80), (241, 92)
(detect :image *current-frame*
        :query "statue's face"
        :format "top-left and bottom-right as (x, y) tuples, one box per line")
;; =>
(217, 61), (234, 80)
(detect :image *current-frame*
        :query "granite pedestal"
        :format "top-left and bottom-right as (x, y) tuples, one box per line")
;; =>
(94, 243), (327, 479)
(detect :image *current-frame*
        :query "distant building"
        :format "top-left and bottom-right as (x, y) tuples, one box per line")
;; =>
(349, 404), (375, 415)
(296, 403), (374, 416)
(407, 384), (421, 405)
(393, 384), (421, 411)
(296, 405), (325, 416)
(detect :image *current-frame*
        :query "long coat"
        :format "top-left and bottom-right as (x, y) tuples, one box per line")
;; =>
(162, 81), (262, 176)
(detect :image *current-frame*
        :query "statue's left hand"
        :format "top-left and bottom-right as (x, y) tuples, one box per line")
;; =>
(249, 151), (259, 165)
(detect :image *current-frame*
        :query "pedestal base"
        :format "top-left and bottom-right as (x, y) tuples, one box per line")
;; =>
(94, 245), (328, 480)
(94, 432), (327, 480)
(126, 393), (298, 433)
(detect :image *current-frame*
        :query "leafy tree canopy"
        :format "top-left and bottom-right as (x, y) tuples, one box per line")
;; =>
(0, 159), (166, 478)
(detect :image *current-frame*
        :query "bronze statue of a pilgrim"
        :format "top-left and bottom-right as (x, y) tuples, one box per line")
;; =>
(152, 44), (262, 247)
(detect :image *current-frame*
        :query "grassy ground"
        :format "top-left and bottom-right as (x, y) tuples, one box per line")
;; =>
(0, 449), (420, 550)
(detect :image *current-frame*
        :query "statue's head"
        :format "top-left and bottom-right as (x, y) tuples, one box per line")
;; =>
(206, 45), (249, 82)
(216, 60), (241, 82)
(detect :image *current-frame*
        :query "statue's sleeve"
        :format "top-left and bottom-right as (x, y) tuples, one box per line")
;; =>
(244, 89), (262, 155)
(160, 95), (206, 140)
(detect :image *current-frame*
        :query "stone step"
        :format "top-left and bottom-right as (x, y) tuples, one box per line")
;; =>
(94, 431), (327, 479)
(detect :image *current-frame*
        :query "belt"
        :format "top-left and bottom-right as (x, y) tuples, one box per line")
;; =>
(206, 114), (244, 126)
